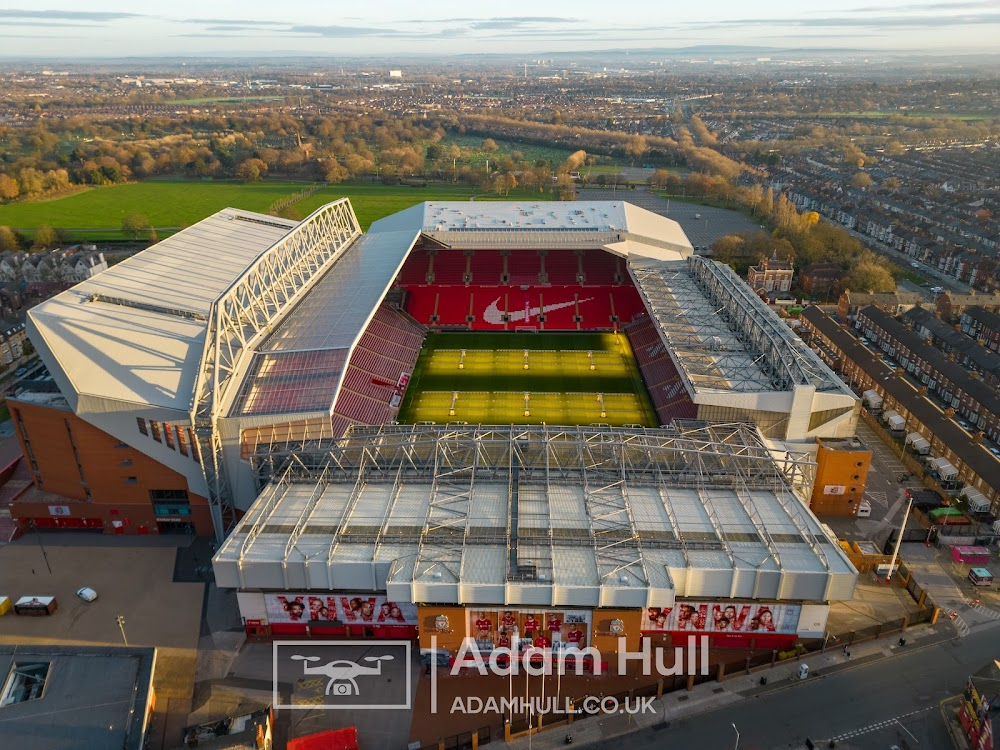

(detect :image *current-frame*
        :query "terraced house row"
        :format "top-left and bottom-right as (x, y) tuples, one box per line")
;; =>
(854, 305), (1000, 445)
(799, 306), (1000, 514)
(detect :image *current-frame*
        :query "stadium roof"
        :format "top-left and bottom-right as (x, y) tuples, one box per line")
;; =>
(215, 423), (857, 608)
(230, 228), (421, 419)
(27, 208), (296, 413)
(27, 199), (693, 424)
(370, 201), (693, 257)
(630, 255), (851, 396)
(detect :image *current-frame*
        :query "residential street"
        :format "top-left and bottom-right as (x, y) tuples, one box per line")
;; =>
(571, 624), (998, 749)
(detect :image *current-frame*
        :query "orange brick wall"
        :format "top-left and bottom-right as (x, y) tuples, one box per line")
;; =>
(9, 399), (212, 535)
(811, 441), (872, 517)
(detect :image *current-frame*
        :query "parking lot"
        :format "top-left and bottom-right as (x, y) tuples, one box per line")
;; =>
(579, 189), (761, 250)
(822, 420), (925, 548)
(0, 536), (204, 749)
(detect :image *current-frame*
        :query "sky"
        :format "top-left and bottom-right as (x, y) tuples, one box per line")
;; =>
(1, 0), (999, 57)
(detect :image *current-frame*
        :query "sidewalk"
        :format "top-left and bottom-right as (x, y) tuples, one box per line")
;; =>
(505, 620), (958, 749)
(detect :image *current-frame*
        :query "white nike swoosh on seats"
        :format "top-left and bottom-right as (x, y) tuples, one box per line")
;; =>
(482, 297), (593, 325)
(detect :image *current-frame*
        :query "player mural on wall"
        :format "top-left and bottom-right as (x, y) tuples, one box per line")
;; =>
(641, 602), (800, 633)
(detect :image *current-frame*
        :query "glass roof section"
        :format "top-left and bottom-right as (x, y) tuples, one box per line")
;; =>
(230, 229), (420, 418)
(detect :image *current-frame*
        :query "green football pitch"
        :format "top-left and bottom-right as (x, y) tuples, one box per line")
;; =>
(397, 331), (658, 427)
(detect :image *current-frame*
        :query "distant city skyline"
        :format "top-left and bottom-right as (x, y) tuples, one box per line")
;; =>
(1, 0), (999, 57)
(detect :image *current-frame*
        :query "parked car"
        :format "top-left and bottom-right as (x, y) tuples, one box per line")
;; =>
(14, 367), (26, 376)
(76, 587), (98, 602)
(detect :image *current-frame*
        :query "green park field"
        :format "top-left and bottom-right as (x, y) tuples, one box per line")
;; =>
(0, 180), (484, 240)
(397, 331), (657, 427)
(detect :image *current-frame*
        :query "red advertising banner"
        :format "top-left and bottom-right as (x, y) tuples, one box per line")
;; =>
(263, 593), (418, 625)
(641, 602), (801, 634)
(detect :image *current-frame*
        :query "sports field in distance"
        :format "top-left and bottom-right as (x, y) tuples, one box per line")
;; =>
(397, 331), (658, 427)
(0, 180), (485, 240)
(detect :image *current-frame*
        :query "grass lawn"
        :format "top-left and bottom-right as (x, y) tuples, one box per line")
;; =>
(442, 134), (581, 167)
(295, 183), (481, 229)
(0, 180), (490, 239)
(0, 180), (310, 237)
(397, 331), (657, 426)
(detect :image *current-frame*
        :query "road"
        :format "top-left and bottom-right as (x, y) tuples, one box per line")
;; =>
(578, 625), (998, 749)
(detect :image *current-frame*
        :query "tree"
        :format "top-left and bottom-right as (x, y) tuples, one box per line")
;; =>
(850, 172), (873, 189)
(32, 225), (60, 250)
(884, 140), (906, 157)
(624, 135), (648, 165)
(0, 225), (20, 252)
(760, 187), (774, 216)
(481, 138), (498, 152)
(236, 158), (268, 181)
(17, 168), (44, 197)
(709, 234), (746, 265)
(493, 173), (517, 196)
(558, 150), (587, 175)
(882, 177), (901, 191)
(121, 213), (152, 241)
(323, 159), (350, 184)
(555, 174), (575, 201)
(840, 258), (895, 294)
(0, 174), (19, 201)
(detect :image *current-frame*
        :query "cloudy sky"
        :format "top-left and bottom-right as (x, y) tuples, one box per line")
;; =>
(1, 0), (998, 57)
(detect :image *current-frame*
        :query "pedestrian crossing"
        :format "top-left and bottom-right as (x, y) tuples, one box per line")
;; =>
(829, 706), (932, 741)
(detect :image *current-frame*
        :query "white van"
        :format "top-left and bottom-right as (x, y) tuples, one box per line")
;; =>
(857, 500), (872, 518)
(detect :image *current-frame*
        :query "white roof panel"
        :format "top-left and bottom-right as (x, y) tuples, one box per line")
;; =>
(28, 208), (294, 411)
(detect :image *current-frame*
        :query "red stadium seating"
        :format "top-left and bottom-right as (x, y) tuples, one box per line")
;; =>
(331, 305), (426, 435)
(506, 250), (542, 285)
(401, 285), (646, 331)
(627, 316), (697, 423)
(430, 250), (468, 285)
(543, 250), (581, 285)
(397, 247), (648, 331)
(397, 247), (430, 285)
(610, 287), (647, 324)
(581, 250), (619, 285)
(406, 289), (438, 325)
(469, 250), (504, 285)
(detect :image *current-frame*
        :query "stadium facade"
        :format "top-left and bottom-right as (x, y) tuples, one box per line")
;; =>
(9, 198), (860, 649)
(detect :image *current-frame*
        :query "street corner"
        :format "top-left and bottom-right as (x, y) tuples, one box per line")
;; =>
(273, 640), (412, 711)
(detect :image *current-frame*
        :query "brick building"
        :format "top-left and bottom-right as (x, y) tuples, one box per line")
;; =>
(747, 254), (793, 294)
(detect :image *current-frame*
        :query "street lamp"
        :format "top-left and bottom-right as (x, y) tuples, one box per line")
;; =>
(116, 615), (129, 647)
(732, 723), (740, 749)
(30, 520), (52, 574)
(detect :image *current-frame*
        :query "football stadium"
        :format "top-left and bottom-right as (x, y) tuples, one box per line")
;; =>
(11, 198), (861, 651)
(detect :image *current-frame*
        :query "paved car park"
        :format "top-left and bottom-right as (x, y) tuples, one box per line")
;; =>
(0, 536), (204, 749)
(822, 420), (925, 547)
(579, 188), (761, 250)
